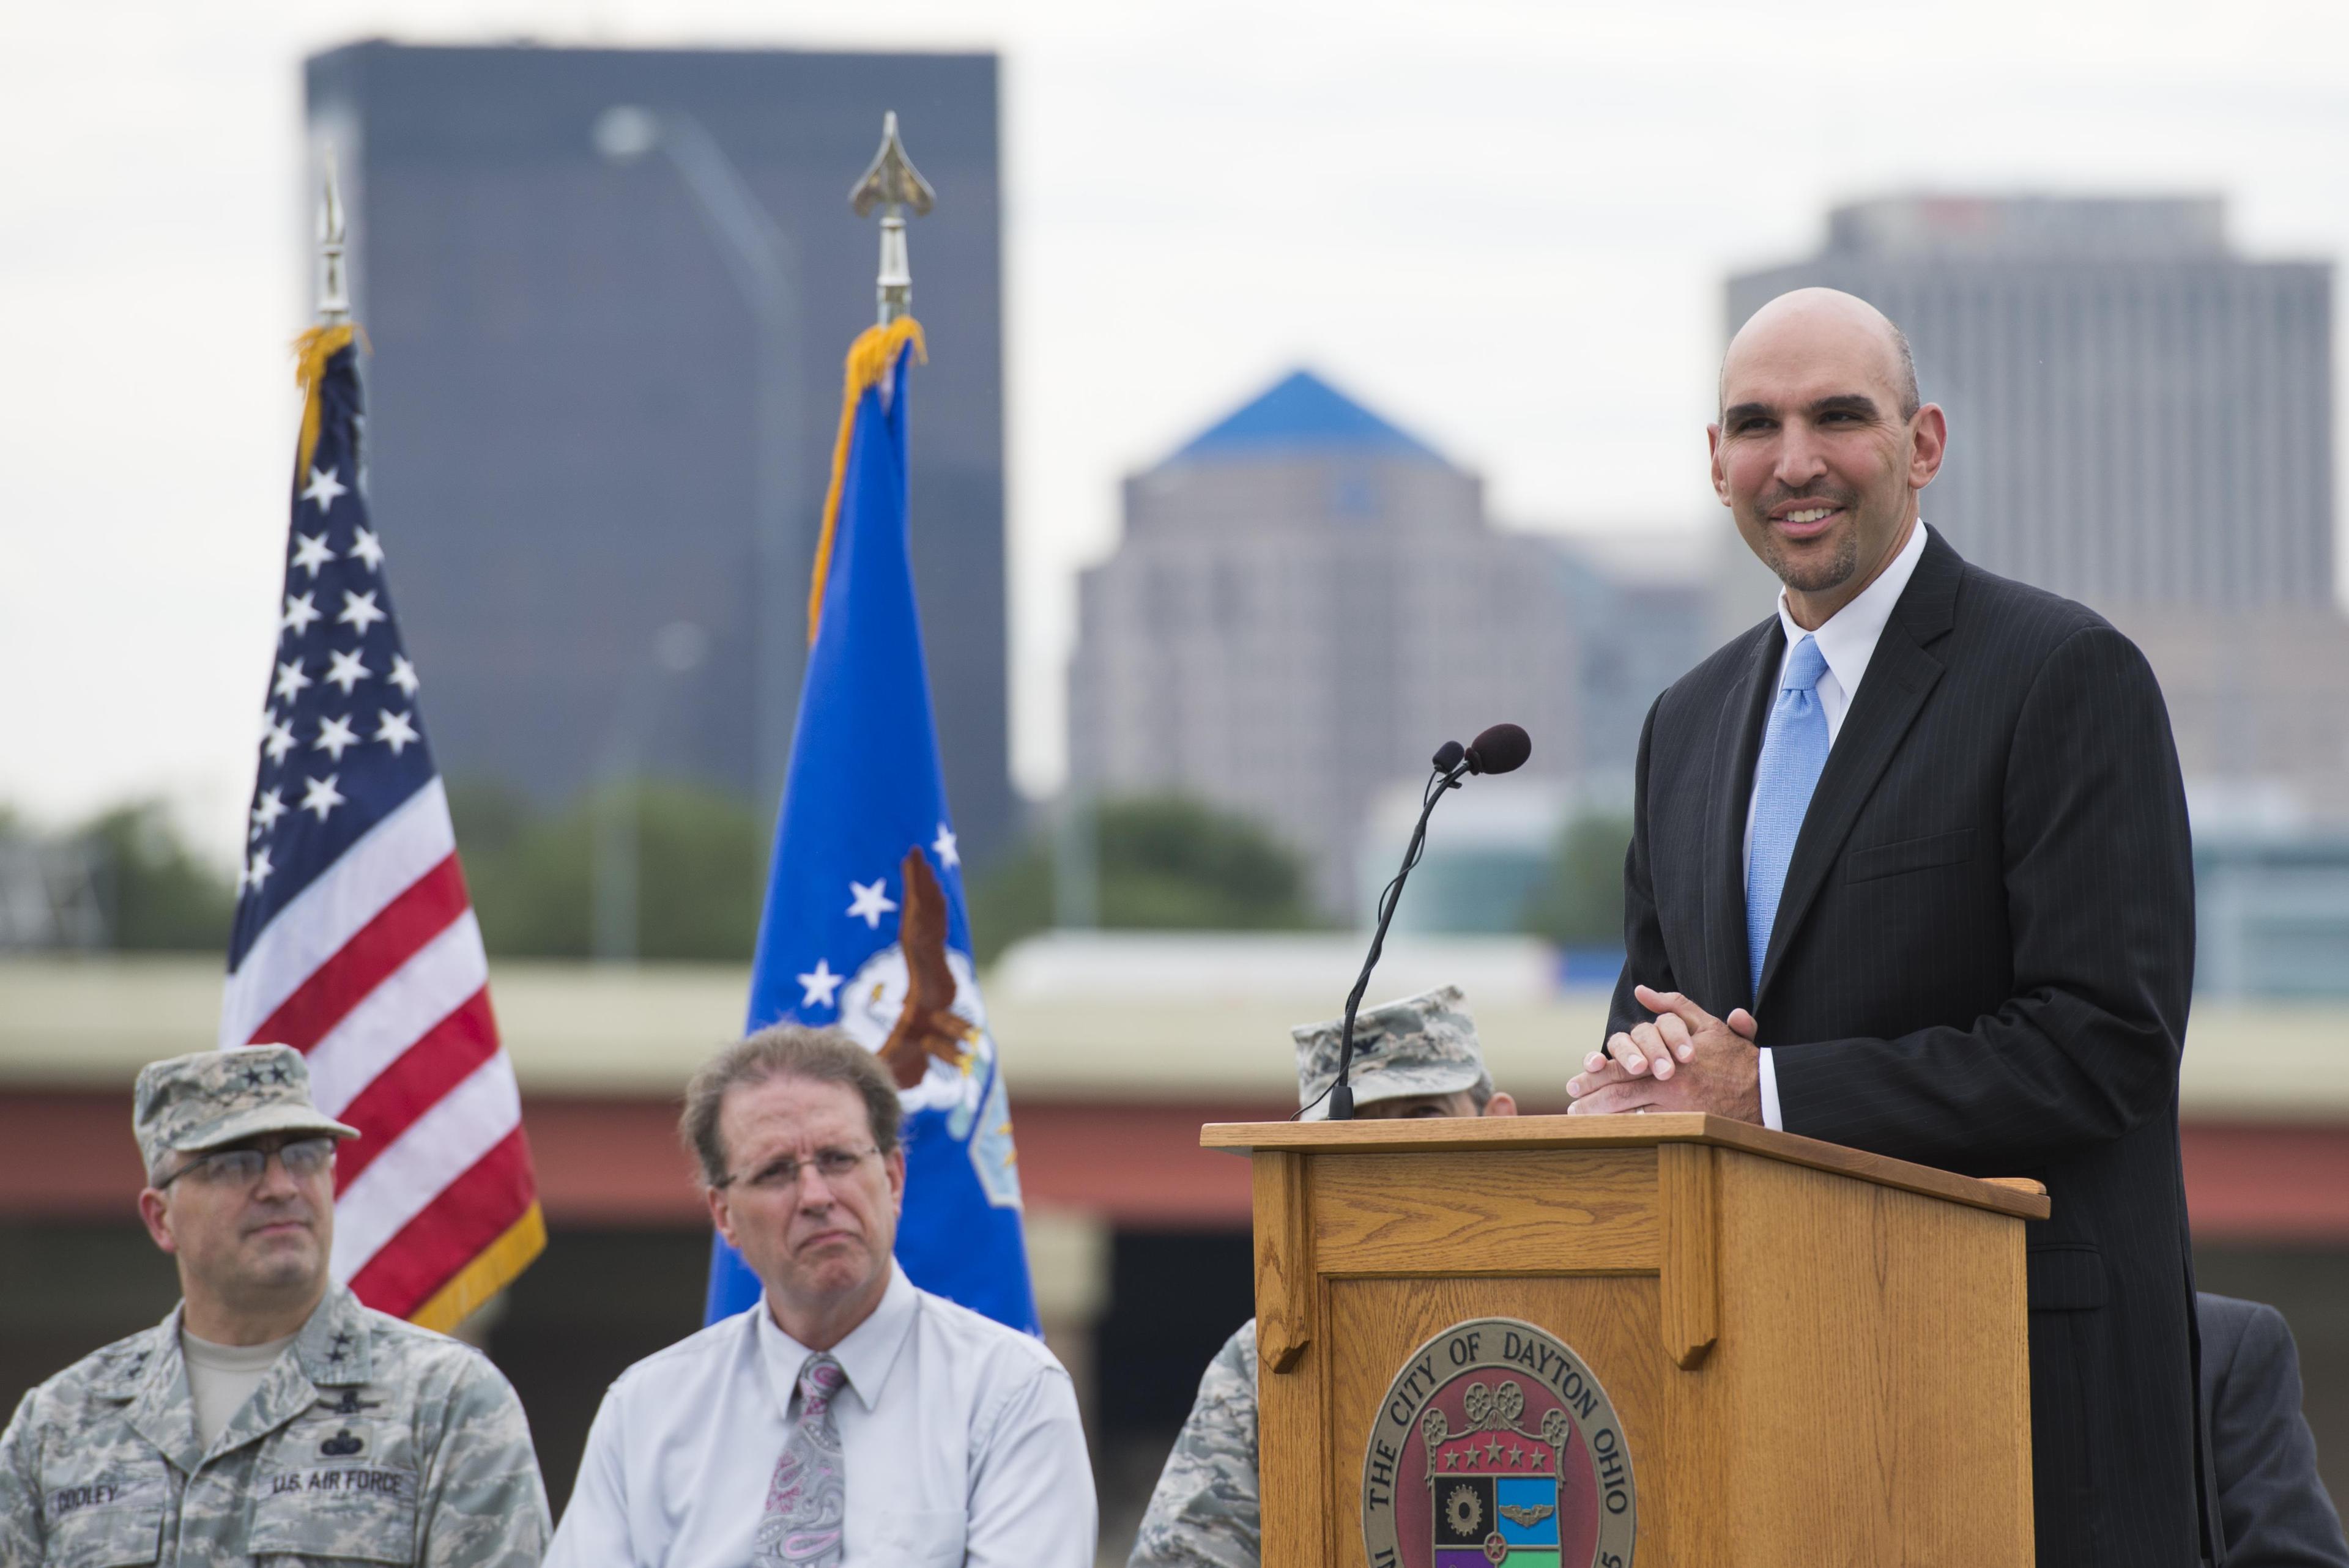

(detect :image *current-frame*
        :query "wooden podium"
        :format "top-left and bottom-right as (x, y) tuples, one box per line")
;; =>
(1201, 1113), (2050, 1568)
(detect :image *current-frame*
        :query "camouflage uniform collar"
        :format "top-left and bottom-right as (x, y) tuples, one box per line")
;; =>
(192, 1287), (371, 1464)
(92, 1287), (366, 1393)
(91, 1312), (179, 1403)
(292, 1283), (375, 1388)
(108, 1306), (204, 1474)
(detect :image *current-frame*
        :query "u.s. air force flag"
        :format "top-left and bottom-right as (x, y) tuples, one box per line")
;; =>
(704, 318), (1038, 1333)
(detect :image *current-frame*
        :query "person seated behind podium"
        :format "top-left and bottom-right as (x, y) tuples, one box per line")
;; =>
(1128, 985), (1516, 1568)
(2199, 1292), (2349, 1568)
(546, 1026), (1096, 1567)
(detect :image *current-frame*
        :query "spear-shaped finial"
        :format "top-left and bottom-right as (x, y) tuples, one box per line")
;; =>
(850, 111), (935, 326)
(317, 147), (351, 327)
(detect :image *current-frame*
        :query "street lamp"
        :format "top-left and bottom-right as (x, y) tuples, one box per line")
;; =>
(592, 619), (711, 963)
(593, 105), (803, 832)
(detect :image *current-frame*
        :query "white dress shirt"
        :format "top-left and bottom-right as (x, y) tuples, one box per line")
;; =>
(1744, 519), (1929, 1131)
(546, 1261), (1096, 1568)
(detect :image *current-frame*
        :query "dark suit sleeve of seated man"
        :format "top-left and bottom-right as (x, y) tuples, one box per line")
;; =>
(1747, 619), (2190, 1172)
(2201, 1293), (2349, 1568)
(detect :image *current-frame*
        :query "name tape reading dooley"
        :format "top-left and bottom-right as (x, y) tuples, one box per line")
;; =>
(1361, 1317), (1636, 1568)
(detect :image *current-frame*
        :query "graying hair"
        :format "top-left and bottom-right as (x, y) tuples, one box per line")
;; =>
(680, 1024), (901, 1189)
(1890, 323), (1921, 419)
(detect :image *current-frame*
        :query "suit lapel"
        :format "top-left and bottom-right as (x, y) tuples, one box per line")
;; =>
(1754, 528), (1961, 1006)
(1702, 618), (1783, 1016)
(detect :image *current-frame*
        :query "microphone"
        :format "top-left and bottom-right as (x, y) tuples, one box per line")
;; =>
(1315, 723), (1533, 1120)
(1464, 722), (1531, 775)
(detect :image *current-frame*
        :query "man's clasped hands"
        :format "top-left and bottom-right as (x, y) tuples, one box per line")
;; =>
(1566, 983), (1765, 1124)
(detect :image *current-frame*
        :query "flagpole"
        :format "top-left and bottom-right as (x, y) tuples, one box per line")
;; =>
(317, 147), (351, 327)
(851, 112), (935, 327)
(255, 147), (545, 1329)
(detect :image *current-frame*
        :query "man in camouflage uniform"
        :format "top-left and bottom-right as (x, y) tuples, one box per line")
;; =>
(1128, 986), (1517, 1568)
(0, 1046), (549, 1566)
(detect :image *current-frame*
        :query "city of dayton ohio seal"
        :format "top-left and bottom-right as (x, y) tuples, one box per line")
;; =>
(1362, 1318), (1635, 1568)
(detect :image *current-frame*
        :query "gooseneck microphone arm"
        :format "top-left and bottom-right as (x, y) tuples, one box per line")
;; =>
(1310, 723), (1531, 1122)
(1321, 760), (1464, 1120)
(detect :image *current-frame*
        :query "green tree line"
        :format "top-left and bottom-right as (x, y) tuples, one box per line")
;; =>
(0, 802), (237, 952)
(3, 788), (1630, 960)
(1515, 812), (1634, 949)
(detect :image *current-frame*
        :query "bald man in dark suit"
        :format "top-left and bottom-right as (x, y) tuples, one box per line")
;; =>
(1570, 288), (2206, 1564)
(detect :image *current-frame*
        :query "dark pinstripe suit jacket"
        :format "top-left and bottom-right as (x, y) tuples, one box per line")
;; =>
(1609, 525), (2204, 1566)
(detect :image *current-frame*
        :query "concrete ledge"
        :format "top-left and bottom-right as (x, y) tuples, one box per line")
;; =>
(3, 955), (2345, 1117)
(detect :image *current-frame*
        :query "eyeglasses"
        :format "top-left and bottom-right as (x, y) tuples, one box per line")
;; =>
(718, 1145), (880, 1193)
(157, 1136), (336, 1191)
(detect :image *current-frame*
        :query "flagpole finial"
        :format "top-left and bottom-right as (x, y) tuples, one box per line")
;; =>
(850, 111), (935, 326)
(317, 147), (351, 327)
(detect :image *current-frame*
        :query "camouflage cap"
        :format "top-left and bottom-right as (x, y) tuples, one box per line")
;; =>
(1293, 984), (1490, 1121)
(133, 1046), (358, 1178)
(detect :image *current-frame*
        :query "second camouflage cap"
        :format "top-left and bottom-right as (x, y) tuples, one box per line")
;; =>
(1293, 983), (1489, 1121)
(134, 1046), (358, 1177)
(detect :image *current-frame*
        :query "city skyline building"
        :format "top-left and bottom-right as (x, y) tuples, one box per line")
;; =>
(1727, 195), (2333, 611)
(303, 43), (1016, 862)
(1726, 193), (2349, 821)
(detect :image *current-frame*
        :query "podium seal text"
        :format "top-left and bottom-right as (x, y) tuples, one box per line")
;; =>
(1361, 1316), (1635, 1568)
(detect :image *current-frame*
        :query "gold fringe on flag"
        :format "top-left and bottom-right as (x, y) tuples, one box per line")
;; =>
(806, 316), (927, 644)
(292, 322), (363, 480)
(409, 1202), (548, 1334)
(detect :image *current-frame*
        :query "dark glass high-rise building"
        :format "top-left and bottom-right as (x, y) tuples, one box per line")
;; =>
(303, 43), (1012, 862)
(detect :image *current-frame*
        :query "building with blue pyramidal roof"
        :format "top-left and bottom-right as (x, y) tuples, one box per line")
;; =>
(1171, 369), (1449, 465)
(1068, 368), (1597, 914)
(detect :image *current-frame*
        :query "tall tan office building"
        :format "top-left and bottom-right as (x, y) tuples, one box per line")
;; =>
(1066, 371), (1587, 912)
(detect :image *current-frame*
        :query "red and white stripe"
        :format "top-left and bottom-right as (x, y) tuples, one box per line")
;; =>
(223, 778), (535, 1318)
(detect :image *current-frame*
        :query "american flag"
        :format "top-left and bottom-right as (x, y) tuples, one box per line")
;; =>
(220, 325), (541, 1329)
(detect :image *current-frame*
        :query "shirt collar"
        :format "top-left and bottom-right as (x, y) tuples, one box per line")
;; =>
(1774, 516), (1928, 694)
(754, 1260), (921, 1416)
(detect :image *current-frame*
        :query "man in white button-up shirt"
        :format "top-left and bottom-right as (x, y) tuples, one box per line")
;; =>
(546, 1027), (1096, 1567)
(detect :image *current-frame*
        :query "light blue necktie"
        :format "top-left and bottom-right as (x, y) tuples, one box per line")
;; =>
(1746, 634), (1830, 995)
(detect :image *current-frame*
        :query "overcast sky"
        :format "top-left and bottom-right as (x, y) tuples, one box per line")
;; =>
(9, 0), (2349, 866)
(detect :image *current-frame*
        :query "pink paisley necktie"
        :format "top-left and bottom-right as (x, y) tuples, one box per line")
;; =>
(754, 1353), (848, 1567)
